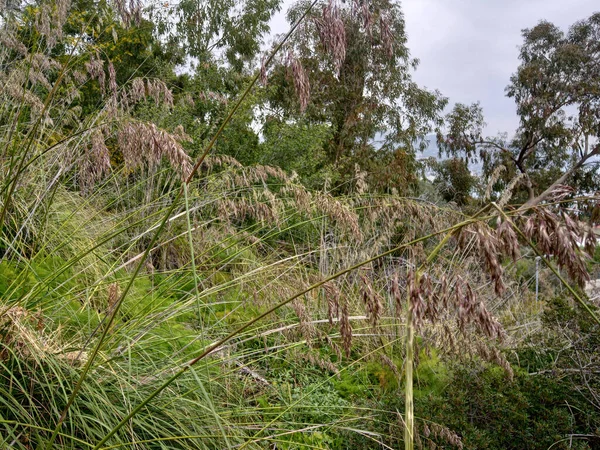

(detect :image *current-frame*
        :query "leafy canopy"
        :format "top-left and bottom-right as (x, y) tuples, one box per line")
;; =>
(262, 0), (447, 193)
(439, 13), (600, 204)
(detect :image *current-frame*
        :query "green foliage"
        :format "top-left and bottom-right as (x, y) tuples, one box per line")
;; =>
(58, 0), (182, 116)
(414, 364), (592, 449)
(515, 258), (536, 285)
(432, 157), (475, 205)
(259, 118), (333, 188)
(264, 0), (447, 193)
(439, 13), (600, 203)
(275, 431), (338, 450)
(164, 0), (280, 70)
(288, 381), (351, 425)
(413, 349), (449, 400)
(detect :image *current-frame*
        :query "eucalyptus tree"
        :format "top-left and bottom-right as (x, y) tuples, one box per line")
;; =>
(431, 157), (475, 206)
(261, 0), (447, 193)
(439, 13), (600, 206)
(147, 0), (281, 72)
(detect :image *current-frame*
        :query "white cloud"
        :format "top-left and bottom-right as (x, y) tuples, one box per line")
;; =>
(403, 0), (599, 135)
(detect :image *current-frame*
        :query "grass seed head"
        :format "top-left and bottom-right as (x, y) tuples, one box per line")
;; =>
(314, 0), (346, 76)
(287, 51), (310, 112)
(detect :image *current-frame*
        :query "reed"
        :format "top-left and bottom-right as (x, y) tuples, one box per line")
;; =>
(0, 0), (597, 448)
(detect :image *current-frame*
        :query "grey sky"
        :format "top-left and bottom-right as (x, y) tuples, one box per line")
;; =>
(269, 0), (599, 137)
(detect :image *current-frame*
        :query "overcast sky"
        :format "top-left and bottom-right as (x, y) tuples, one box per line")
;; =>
(269, 0), (599, 137)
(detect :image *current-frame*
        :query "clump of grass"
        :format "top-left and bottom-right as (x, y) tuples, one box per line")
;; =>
(1, 0), (598, 449)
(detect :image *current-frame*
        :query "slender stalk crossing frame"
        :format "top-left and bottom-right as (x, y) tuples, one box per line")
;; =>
(45, 1), (320, 447)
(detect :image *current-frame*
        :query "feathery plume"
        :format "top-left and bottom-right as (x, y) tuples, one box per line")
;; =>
(85, 55), (106, 95)
(108, 61), (118, 98)
(118, 122), (192, 181)
(288, 51), (310, 112)
(522, 208), (591, 286)
(379, 14), (394, 59)
(79, 129), (111, 192)
(498, 172), (525, 207)
(314, 0), (346, 76)
(360, 273), (383, 330)
(259, 56), (268, 85)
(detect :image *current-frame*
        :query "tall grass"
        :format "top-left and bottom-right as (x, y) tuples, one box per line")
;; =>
(0, 0), (598, 449)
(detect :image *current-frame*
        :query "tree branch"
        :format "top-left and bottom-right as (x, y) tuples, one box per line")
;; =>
(521, 144), (600, 209)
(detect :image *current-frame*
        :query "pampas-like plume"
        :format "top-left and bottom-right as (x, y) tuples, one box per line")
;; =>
(0, 30), (28, 56)
(0, 307), (83, 364)
(107, 282), (121, 311)
(354, 163), (368, 194)
(546, 184), (575, 202)
(422, 422), (464, 449)
(291, 299), (316, 344)
(79, 129), (111, 192)
(118, 122), (192, 181)
(197, 91), (228, 104)
(33, 0), (71, 48)
(457, 223), (505, 296)
(122, 78), (174, 109)
(85, 55), (105, 95)
(305, 352), (340, 375)
(259, 56), (268, 86)
(108, 61), (118, 98)
(360, 272), (383, 330)
(405, 269), (504, 340)
(522, 208), (591, 286)
(4, 76), (45, 116)
(379, 14), (394, 59)
(353, 0), (373, 37)
(317, 193), (361, 240)
(476, 224), (505, 296)
(496, 218), (520, 261)
(484, 165), (505, 201)
(288, 51), (310, 112)
(323, 282), (340, 326)
(475, 342), (513, 379)
(147, 78), (174, 107)
(498, 172), (525, 207)
(112, 0), (142, 27)
(314, 0), (346, 76)
(127, 77), (146, 105)
(73, 70), (87, 85)
(392, 272), (404, 316)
